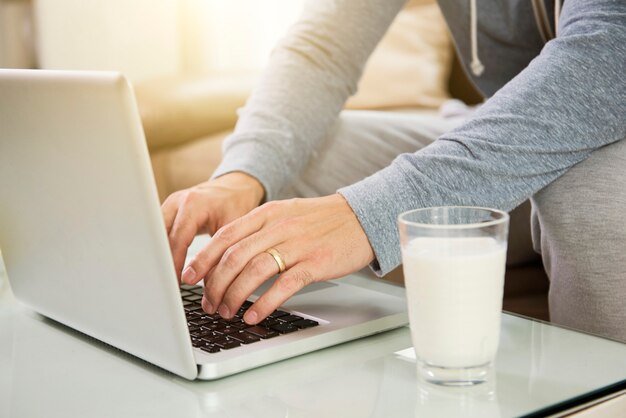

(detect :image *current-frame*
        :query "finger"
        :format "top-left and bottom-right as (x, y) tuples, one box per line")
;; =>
(243, 262), (316, 324)
(203, 237), (292, 315)
(209, 252), (280, 318)
(181, 207), (270, 285)
(161, 192), (181, 235)
(169, 207), (201, 279)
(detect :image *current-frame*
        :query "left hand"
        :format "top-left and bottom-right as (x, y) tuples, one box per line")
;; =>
(181, 193), (375, 324)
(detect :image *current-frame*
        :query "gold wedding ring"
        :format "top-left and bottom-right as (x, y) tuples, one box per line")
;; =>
(265, 248), (286, 273)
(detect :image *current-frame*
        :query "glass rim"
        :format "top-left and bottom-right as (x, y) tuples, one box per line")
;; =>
(397, 206), (510, 230)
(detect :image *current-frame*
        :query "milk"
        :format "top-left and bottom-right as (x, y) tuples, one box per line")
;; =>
(402, 236), (506, 368)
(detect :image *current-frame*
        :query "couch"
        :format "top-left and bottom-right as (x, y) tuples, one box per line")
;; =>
(134, 0), (550, 322)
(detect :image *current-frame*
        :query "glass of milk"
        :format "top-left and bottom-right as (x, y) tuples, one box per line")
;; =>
(398, 207), (509, 386)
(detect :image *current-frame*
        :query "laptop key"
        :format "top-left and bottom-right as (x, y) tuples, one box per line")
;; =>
(213, 338), (241, 350)
(259, 319), (281, 328)
(291, 319), (319, 329)
(201, 334), (223, 344)
(200, 323), (221, 332)
(218, 318), (241, 326)
(228, 321), (248, 329)
(268, 310), (290, 319)
(216, 327), (239, 336)
(197, 330), (219, 338)
(231, 331), (261, 344)
(245, 326), (279, 339)
(189, 287), (205, 295)
(200, 345), (221, 354)
(270, 323), (299, 334)
(278, 315), (304, 323)
(184, 294), (203, 302)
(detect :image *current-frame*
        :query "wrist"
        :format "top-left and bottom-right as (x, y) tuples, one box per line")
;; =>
(332, 193), (376, 265)
(214, 171), (266, 206)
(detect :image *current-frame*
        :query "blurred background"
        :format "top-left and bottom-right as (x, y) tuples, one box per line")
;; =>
(0, 0), (304, 81)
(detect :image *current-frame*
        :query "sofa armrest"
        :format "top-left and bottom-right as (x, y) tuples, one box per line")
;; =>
(134, 73), (257, 152)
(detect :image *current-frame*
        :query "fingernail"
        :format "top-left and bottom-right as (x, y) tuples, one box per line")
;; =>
(244, 310), (257, 324)
(202, 298), (214, 314)
(181, 266), (196, 284)
(218, 304), (230, 318)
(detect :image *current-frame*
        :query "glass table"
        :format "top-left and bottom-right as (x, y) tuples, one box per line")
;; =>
(0, 256), (625, 417)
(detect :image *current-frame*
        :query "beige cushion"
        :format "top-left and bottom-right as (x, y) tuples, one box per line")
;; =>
(150, 130), (228, 201)
(134, 74), (256, 152)
(345, 0), (452, 110)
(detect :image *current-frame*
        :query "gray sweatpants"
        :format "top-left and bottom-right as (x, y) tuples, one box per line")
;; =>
(283, 110), (626, 343)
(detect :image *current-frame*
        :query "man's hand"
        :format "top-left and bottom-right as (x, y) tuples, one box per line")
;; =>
(181, 194), (375, 325)
(162, 172), (265, 279)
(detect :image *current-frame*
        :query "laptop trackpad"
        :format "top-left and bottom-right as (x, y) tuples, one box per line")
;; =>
(252, 277), (338, 297)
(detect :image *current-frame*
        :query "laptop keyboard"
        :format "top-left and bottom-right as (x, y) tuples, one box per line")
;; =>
(180, 285), (319, 354)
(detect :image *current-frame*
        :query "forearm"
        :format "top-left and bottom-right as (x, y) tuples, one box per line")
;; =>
(212, 0), (407, 200)
(341, 0), (626, 275)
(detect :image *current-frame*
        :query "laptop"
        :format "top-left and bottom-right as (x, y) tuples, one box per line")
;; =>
(0, 69), (408, 380)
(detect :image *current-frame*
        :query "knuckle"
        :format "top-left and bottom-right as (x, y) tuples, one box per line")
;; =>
(213, 224), (234, 243)
(180, 189), (204, 207)
(190, 252), (208, 270)
(278, 269), (314, 294)
(279, 216), (299, 231)
(165, 190), (183, 204)
(260, 200), (280, 216)
(310, 247), (331, 264)
(179, 191), (194, 205)
(293, 269), (314, 287)
(221, 246), (242, 270)
(248, 256), (268, 277)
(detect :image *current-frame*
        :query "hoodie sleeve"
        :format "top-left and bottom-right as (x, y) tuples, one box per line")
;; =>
(212, 0), (407, 200)
(339, 0), (626, 275)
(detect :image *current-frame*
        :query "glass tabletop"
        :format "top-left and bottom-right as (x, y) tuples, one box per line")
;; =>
(1, 277), (625, 418)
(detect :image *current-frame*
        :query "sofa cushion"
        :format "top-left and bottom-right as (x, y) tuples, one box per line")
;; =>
(345, 0), (453, 110)
(134, 74), (257, 152)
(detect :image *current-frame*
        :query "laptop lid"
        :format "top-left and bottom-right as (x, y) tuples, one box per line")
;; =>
(0, 69), (197, 379)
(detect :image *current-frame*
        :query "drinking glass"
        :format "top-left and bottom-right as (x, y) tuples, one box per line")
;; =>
(398, 207), (509, 386)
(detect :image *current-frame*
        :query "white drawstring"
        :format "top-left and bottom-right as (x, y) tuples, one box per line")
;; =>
(472, 0), (561, 78)
(470, 0), (484, 76)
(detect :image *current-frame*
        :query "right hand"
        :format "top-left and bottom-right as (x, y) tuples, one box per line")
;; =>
(161, 172), (265, 280)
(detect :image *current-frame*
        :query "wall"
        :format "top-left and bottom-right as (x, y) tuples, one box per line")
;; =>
(0, 0), (36, 68)
(33, 0), (180, 82)
(3, 0), (303, 80)
(179, 0), (304, 75)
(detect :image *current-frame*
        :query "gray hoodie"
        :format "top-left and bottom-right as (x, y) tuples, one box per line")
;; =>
(213, 0), (626, 275)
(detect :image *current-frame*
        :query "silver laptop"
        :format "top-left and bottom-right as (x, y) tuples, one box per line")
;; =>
(0, 69), (408, 380)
